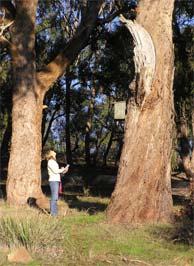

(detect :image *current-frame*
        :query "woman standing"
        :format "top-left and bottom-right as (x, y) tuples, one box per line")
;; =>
(46, 150), (69, 215)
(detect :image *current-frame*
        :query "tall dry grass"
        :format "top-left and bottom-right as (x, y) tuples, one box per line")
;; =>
(0, 209), (68, 258)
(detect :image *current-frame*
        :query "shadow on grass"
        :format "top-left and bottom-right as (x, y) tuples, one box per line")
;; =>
(172, 194), (189, 206)
(172, 202), (194, 246)
(0, 182), (108, 215)
(42, 181), (110, 214)
(0, 184), (6, 199)
(60, 194), (108, 214)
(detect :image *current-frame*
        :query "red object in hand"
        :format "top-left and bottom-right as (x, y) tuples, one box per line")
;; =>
(59, 182), (63, 194)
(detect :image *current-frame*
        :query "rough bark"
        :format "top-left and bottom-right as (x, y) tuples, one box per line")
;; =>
(6, 0), (44, 204)
(106, 0), (175, 223)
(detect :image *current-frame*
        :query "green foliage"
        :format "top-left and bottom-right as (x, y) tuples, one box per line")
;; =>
(173, 0), (194, 134)
(93, 25), (134, 100)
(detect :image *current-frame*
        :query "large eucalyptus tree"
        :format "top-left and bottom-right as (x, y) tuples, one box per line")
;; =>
(106, 0), (175, 223)
(2, 0), (106, 204)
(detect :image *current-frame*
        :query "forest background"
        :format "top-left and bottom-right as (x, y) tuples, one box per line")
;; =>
(0, 0), (194, 265)
(0, 0), (194, 221)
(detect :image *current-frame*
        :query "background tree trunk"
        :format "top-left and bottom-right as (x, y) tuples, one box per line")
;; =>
(106, 0), (175, 223)
(178, 115), (194, 179)
(103, 130), (114, 166)
(191, 108), (194, 168)
(42, 109), (58, 148)
(85, 86), (95, 166)
(65, 68), (73, 164)
(189, 108), (194, 196)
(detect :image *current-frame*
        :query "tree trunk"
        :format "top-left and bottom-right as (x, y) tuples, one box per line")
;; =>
(106, 0), (175, 223)
(65, 68), (73, 164)
(6, 0), (45, 204)
(93, 126), (107, 166)
(85, 86), (95, 166)
(189, 108), (194, 196)
(178, 115), (194, 179)
(103, 131), (114, 166)
(85, 128), (91, 166)
(42, 109), (57, 148)
(191, 108), (194, 168)
(114, 136), (123, 167)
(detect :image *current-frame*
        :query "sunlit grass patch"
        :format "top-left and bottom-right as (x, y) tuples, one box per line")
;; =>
(62, 214), (194, 266)
(0, 198), (194, 266)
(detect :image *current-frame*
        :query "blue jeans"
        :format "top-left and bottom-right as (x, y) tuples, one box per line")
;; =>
(49, 181), (59, 215)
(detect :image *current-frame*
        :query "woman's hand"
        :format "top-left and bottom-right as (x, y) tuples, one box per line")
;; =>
(62, 165), (69, 174)
(60, 167), (65, 173)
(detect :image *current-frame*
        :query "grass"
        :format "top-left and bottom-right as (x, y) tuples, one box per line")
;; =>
(0, 197), (194, 266)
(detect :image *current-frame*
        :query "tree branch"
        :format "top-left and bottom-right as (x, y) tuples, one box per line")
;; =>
(97, 10), (121, 25)
(37, 0), (104, 94)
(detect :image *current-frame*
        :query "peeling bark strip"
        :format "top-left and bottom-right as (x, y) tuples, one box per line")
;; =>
(119, 15), (156, 106)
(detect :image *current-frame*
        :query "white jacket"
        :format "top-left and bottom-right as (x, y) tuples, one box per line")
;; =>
(47, 159), (64, 182)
